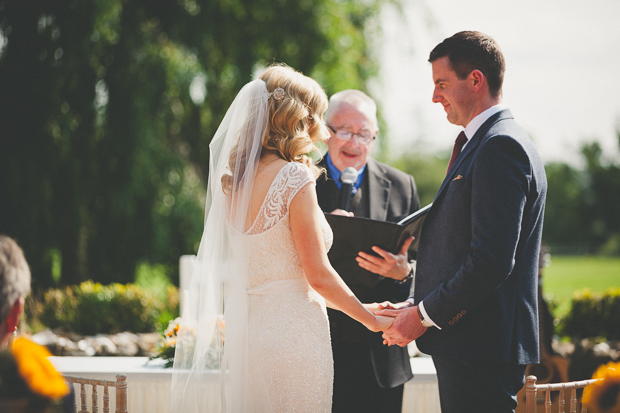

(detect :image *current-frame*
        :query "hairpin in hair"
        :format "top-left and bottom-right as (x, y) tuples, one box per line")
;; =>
(271, 87), (286, 102)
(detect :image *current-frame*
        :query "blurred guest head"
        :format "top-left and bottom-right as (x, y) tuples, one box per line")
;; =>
(324, 90), (378, 171)
(0, 236), (31, 348)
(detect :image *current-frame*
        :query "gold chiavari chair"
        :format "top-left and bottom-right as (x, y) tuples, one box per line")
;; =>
(525, 375), (602, 413)
(63, 373), (128, 413)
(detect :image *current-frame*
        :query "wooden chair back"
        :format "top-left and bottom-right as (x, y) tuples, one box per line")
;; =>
(525, 375), (601, 413)
(63, 373), (128, 413)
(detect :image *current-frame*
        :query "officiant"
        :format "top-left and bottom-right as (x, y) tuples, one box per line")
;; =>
(316, 90), (420, 413)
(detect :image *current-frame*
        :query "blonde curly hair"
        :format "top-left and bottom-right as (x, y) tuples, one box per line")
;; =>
(222, 64), (328, 193)
(259, 64), (329, 174)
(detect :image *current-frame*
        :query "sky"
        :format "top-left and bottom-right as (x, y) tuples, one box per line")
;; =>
(371, 0), (620, 166)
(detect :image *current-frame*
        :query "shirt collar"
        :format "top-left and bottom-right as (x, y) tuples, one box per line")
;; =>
(463, 103), (506, 140)
(325, 153), (366, 192)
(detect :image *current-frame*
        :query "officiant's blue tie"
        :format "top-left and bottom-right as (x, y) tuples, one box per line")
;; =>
(446, 131), (467, 174)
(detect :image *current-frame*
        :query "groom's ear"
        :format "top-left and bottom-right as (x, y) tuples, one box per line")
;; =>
(469, 69), (485, 93)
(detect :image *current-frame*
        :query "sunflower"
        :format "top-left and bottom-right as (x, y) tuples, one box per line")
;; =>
(583, 361), (620, 413)
(12, 338), (69, 399)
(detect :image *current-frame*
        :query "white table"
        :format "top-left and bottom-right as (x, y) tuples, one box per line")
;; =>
(50, 356), (440, 413)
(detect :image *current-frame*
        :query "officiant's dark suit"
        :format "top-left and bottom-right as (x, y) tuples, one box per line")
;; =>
(379, 31), (548, 413)
(316, 90), (419, 413)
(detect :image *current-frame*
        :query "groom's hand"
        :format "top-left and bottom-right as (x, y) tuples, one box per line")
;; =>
(375, 303), (427, 347)
(356, 236), (414, 281)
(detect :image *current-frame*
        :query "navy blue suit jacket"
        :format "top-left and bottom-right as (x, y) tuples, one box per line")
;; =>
(413, 109), (547, 365)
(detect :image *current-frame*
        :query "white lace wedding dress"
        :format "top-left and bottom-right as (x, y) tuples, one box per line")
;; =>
(243, 161), (334, 412)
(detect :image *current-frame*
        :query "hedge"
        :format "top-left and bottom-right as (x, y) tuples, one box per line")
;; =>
(37, 281), (179, 335)
(561, 288), (620, 340)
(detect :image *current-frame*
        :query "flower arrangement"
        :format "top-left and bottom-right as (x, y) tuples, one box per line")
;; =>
(150, 317), (183, 368)
(150, 316), (224, 369)
(0, 337), (70, 413)
(583, 361), (620, 413)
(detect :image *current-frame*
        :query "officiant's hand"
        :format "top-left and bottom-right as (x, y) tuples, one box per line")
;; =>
(329, 209), (354, 217)
(356, 236), (414, 281)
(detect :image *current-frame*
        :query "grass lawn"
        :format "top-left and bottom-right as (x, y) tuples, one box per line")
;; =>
(541, 255), (620, 316)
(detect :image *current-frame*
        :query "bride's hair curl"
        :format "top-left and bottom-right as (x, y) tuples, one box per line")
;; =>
(222, 64), (328, 193)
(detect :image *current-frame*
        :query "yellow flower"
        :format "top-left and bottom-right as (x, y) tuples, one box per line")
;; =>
(164, 337), (176, 348)
(583, 361), (620, 413)
(12, 338), (69, 399)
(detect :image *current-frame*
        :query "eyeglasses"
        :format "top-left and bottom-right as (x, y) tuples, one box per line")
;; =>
(326, 124), (375, 144)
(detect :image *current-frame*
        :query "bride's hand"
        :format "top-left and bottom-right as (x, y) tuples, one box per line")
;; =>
(377, 301), (412, 311)
(367, 315), (394, 332)
(363, 302), (381, 313)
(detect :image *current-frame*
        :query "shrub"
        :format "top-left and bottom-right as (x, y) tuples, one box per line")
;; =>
(38, 281), (178, 335)
(561, 288), (620, 340)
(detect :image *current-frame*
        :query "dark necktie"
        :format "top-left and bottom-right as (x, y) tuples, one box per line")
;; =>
(446, 131), (468, 174)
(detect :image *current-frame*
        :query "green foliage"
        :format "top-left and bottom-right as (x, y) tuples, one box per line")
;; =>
(543, 162), (588, 251)
(560, 288), (620, 340)
(157, 285), (181, 330)
(542, 138), (620, 254)
(135, 262), (172, 301)
(0, 0), (384, 288)
(37, 281), (179, 335)
(390, 152), (449, 207)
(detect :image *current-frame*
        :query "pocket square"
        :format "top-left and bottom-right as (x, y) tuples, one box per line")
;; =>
(452, 175), (463, 181)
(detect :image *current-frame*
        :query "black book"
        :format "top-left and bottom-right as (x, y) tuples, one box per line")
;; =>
(324, 203), (432, 261)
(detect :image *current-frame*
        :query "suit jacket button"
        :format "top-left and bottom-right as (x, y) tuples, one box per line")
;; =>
(461, 310), (466, 314)
(449, 320), (454, 325)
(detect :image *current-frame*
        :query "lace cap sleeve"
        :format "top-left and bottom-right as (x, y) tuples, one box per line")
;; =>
(282, 162), (315, 207)
(250, 162), (315, 234)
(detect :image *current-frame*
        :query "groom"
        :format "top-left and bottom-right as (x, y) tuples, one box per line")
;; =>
(378, 31), (547, 412)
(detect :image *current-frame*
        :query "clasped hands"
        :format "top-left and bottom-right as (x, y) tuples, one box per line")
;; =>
(364, 301), (428, 347)
(331, 209), (422, 345)
(358, 234), (419, 345)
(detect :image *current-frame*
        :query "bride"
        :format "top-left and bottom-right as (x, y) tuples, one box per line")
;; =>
(169, 64), (393, 412)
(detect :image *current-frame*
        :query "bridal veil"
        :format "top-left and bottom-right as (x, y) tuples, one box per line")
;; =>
(169, 78), (271, 412)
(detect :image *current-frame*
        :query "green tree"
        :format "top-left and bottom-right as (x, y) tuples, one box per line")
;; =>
(541, 134), (620, 254)
(542, 162), (588, 252)
(391, 152), (448, 207)
(581, 140), (620, 254)
(0, 0), (384, 288)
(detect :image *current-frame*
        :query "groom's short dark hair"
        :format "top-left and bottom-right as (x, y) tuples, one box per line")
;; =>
(429, 31), (505, 98)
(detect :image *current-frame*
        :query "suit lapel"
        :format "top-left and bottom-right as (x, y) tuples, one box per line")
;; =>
(433, 109), (513, 203)
(316, 157), (334, 211)
(367, 158), (391, 221)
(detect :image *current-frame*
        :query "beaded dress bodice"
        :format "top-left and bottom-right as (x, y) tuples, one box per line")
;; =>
(243, 162), (334, 412)
(245, 162), (333, 288)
